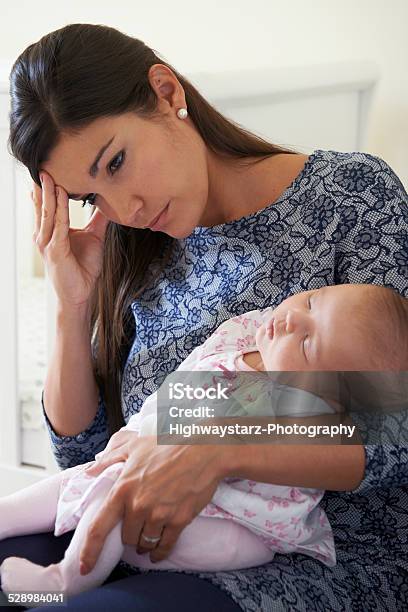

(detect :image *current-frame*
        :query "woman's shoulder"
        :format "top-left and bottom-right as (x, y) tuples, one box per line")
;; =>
(308, 149), (406, 197)
(264, 148), (407, 221)
(247, 148), (406, 221)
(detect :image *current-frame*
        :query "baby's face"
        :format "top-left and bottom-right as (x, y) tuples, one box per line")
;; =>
(256, 284), (375, 371)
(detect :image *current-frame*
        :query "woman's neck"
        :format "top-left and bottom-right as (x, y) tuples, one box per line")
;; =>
(200, 152), (309, 228)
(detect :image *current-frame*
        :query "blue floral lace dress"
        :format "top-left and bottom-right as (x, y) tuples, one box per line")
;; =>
(42, 149), (408, 611)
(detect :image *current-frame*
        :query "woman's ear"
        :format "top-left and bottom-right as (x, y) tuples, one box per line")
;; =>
(148, 64), (187, 113)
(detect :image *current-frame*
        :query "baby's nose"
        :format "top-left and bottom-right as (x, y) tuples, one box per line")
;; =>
(286, 309), (306, 333)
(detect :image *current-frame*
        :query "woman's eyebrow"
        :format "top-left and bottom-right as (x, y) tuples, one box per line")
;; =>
(67, 135), (115, 199)
(89, 136), (115, 178)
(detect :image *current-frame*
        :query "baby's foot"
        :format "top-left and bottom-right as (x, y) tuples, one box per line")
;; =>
(0, 557), (64, 608)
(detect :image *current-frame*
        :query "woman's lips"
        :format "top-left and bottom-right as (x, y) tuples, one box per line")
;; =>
(147, 202), (170, 231)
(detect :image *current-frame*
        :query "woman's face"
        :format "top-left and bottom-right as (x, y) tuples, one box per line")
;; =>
(256, 284), (378, 371)
(41, 106), (209, 239)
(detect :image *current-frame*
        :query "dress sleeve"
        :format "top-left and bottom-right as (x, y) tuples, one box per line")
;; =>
(344, 398), (408, 493)
(41, 388), (110, 470)
(333, 154), (408, 493)
(333, 154), (408, 294)
(351, 444), (408, 494)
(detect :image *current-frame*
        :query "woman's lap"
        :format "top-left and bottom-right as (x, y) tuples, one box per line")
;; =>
(0, 532), (240, 611)
(2, 531), (405, 611)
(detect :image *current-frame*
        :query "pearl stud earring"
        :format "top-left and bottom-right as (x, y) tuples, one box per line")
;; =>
(177, 108), (188, 119)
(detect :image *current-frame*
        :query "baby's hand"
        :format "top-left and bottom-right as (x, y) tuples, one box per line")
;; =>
(85, 430), (136, 476)
(83, 454), (104, 475)
(82, 460), (97, 474)
(85, 430), (129, 473)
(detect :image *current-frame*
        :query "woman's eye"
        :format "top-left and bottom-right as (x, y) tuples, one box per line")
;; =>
(108, 150), (125, 175)
(80, 151), (125, 208)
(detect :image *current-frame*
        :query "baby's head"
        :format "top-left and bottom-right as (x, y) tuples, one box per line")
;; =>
(256, 283), (408, 371)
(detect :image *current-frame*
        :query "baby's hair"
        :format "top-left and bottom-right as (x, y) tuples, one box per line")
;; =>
(339, 284), (408, 413)
(353, 284), (408, 370)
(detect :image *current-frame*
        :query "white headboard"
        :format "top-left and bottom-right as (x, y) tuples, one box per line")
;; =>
(0, 60), (379, 490)
(186, 60), (379, 153)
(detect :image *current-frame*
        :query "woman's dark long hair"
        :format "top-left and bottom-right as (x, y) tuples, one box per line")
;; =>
(8, 23), (298, 436)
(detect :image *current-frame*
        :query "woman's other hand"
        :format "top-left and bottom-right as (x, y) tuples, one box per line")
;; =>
(79, 433), (227, 573)
(31, 171), (109, 308)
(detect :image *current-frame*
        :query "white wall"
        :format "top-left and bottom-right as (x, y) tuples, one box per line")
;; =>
(0, 0), (407, 188)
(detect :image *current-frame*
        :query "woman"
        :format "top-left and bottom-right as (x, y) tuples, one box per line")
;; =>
(2, 22), (407, 611)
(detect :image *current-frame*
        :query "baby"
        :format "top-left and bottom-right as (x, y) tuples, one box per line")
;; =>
(1, 283), (406, 603)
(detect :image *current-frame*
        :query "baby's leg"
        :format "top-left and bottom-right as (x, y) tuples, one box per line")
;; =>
(0, 476), (124, 603)
(0, 468), (77, 541)
(123, 516), (274, 572)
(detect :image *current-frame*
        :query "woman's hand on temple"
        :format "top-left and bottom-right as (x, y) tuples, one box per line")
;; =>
(79, 433), (227, 573)
(31, 171), (110, 308)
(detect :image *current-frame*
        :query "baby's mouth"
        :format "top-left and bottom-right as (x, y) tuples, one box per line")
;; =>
(259, 311), (275, 338)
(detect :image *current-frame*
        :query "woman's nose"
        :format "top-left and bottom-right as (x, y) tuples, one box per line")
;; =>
(121, 200), (144, 226)
(100, 189), (143, 226)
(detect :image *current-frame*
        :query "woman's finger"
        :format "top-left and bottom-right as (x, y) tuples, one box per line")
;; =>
(79, 489), (125, 575)
(31, 183), (43, 242)
(149, 524), (184, 563)
(121, 505), (145, 549)
(132, 514), (166, 554)
(36, 172), (56, 249)
(52, 186), (70, 243)
(136, 521), (165, 555)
